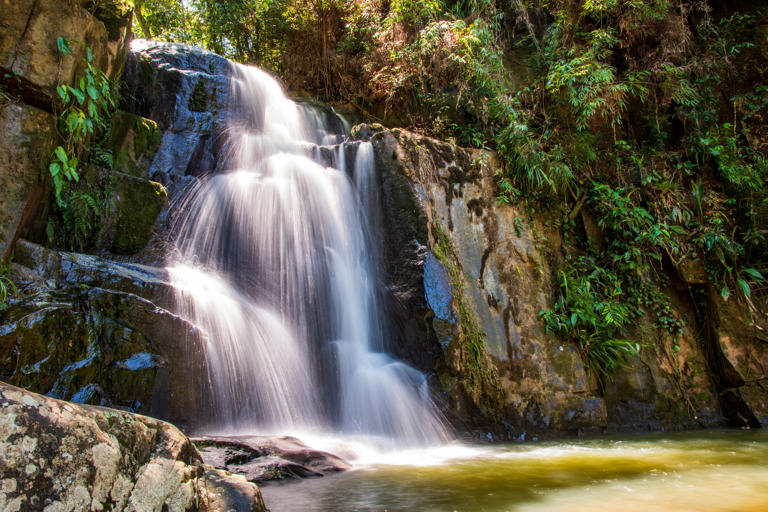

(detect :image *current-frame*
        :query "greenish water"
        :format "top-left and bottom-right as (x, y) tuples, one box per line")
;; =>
(260, 430), (768, 512)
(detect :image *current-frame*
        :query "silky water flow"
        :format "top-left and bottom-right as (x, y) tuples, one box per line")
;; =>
(167, 62), (450, 448)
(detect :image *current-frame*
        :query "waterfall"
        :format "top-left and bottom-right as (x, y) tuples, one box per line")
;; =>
(168, 62), (450, 447)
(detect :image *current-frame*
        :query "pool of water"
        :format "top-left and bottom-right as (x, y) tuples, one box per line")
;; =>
(259, 429), (768, 512)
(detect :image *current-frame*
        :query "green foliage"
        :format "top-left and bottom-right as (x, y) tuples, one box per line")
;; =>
(588, 183), (678, 272)
(543, 26), (638, 130)
(388, 0), (442, 28)
(133, 0), (206, 45)
(496, 103), (582, 198)
(695, 123), (766, 191)
(51, 40), (115, 203)
(494, 2), (767, 332)
(541, 257), (641, 379)
(49, 38), (115, 251)
(201, 0), (288, 67)
(0, 264), (16, 311)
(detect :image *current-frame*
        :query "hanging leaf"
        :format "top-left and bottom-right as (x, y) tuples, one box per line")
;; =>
(54, 146), (68, 163)
(721, 286), (730, 300)
(86, 84), (99, 101)
(737, 278), (751, 298)
(57, 37), (72, 56)
(743, 268), (764, 280)
(57, 85), (69, 102)
(68, 86), (85, 104)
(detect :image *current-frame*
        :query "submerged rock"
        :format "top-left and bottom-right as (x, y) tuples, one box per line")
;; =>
(193, 436), (350, 483)
(0, 381), (266, 512)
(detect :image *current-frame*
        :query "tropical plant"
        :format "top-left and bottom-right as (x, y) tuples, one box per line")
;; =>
(48, 37), (116, 251)
(541, 258), (641, 379)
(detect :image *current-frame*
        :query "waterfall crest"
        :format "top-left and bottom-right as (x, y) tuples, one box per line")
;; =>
(168, 62), (450, 447)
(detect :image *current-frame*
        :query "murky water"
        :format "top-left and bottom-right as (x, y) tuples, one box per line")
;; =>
(260, 430), (768, 512)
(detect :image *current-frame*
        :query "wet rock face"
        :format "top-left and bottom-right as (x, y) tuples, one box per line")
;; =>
(0, 240), (209, 431)
(193, 436), (350, 484)
(362, 125), (600, 438)
(0, 381), (266, 512)
(708, 290), (768, 426)
(120, 40), (232, 191)
(360, 124), (742, 438)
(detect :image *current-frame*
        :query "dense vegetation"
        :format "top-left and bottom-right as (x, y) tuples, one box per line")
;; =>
(125, 0), (768, 374)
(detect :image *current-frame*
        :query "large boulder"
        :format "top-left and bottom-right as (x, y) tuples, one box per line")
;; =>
(0, 0), (130, 108)
(0, 381), (266, 511)
(359, 125), (601, 438)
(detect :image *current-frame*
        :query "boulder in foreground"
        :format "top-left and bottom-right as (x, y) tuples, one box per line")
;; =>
(0, 381), (266, 511)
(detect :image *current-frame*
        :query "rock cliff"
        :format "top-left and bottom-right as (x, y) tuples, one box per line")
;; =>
(358, 124), (768, 439)
(0, 0), (133, 259)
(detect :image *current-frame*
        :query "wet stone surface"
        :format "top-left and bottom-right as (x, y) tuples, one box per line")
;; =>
(193, 436), (351, 483)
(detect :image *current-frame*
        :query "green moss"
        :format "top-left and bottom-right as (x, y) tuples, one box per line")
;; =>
(437, 369), (453, 391)
(109, 173), (167, 255)
(111, 111), (162, 178)
(189, 79), (209, 112)
(384, 171), (428, 243)
(2, 288), (160, 413)
(134, 118), (161, 156)
(432, 221), (504, 415)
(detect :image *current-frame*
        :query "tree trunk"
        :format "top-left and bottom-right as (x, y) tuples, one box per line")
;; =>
(134, 0), (152, 39)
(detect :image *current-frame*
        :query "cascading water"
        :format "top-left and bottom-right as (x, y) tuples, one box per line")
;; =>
(168, 62), (450, 447)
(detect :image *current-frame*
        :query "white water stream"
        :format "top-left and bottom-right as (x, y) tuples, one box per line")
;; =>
(168, 63), (449, 448)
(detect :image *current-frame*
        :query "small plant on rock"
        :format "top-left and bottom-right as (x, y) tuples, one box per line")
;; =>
(47, 37), (115, 251)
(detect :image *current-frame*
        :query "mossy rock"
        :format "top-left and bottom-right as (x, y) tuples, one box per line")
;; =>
(189, 78), (210, 113)
(0, 289), (156, 412)
(107, 171), (167, 255)
(77, 0), (133, 40)
(111, 110), (162, 179)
